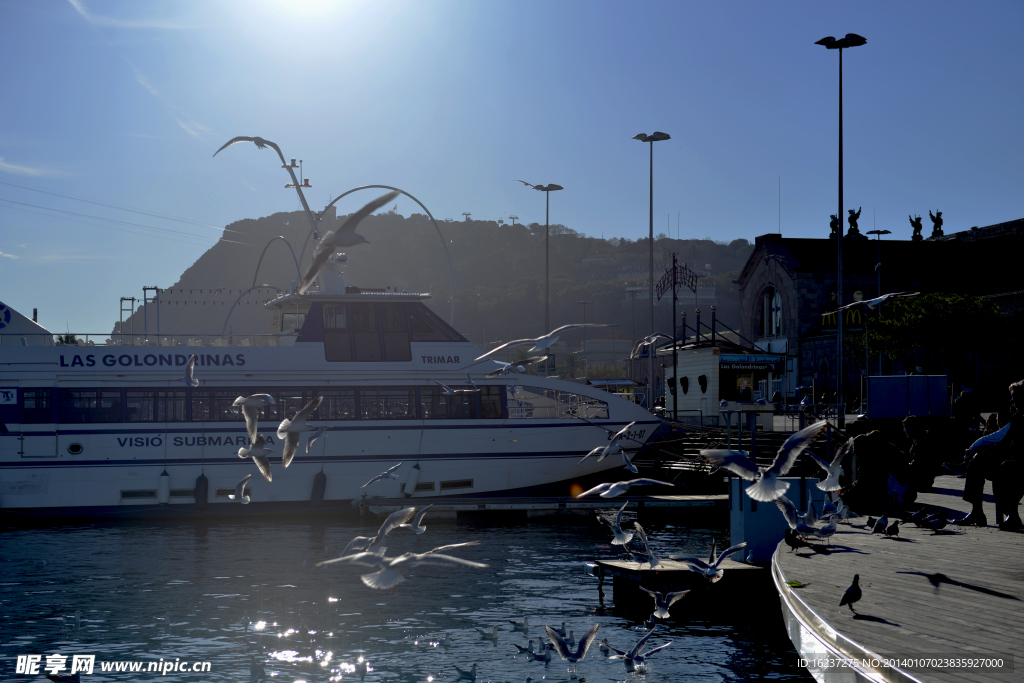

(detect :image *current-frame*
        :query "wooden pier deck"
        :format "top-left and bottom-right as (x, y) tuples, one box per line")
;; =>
(773, 475), (1023, 682)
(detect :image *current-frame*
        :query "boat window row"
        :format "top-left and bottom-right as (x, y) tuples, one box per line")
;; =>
(17, 385), (607, 422)
(321, 302), (462, 362)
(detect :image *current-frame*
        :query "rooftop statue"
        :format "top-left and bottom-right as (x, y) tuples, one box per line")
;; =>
(829, 214), (840, 239)
(847, 207), (862, 236)
(909, 214), (923, 241)
(929, 210), (944, 238)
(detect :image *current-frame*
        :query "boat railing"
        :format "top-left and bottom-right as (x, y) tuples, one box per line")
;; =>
(3, 332), (299, 348)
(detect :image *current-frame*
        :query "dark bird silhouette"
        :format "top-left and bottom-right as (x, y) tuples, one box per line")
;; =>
(885, 520), (900, 538)
(872, 515), (888, 534)
(840, 574), (862, 613)
(866, 516), (876, 529)
(909, 508), (929, 527)
(213, 136), (286, 163)
(784, 528), (810, 552)
(922, 513), (948, 531)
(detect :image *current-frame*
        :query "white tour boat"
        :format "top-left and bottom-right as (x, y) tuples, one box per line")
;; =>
(0, 269), (659, 518)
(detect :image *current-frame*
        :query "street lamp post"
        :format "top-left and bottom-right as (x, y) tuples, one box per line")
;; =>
(515, 181), (563, 334)
(633, 131), (670, 409)
(815, 33), (866, 426)
(579, 300), (591, 378)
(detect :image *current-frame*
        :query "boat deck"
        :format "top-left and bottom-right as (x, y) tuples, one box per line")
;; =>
(773, 475), (1023, 682)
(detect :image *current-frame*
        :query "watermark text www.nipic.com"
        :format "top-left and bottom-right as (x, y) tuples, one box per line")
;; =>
(16, 654), (212, 676)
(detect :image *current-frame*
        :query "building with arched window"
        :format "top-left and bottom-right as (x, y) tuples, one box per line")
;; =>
(735, 218), (1024, 406)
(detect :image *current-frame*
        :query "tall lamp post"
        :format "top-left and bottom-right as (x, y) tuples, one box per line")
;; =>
(633, 131), (670, 408)
(866, 228), (890, 375)
(515, 181), (563, 334)
(815, 32), (866, 426)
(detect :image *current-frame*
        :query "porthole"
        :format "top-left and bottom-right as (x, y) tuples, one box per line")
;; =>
(67, 443), (84, 455)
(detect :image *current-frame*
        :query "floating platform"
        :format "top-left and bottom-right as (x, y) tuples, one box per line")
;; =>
(773, 475), (1023, 683)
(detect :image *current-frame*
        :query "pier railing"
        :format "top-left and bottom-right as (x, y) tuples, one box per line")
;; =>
(2, 332), (300, 348)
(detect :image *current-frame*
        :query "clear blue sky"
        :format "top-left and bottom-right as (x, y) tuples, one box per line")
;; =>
(1, 0), (1022, 333)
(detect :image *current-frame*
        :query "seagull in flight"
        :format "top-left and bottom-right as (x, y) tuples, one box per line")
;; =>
(305, 425), (327, 453)
(334, 507), (417, 557)
(228, 473), (252, 504)
(297, 191), (400, 294)
(596, 502), (634, 545)
(277, 396), (323, 468)
(632, 522), (661, 568)
(545, 623), (599, 676)
(361, 462), (404, 488)
(397, 504), (433, 534)
(639, 587), (689, 619)
(579, 421), (637, 465)
(805, 438), (852, 491)
(180, 354), (198, 387)
(833, 291), (919, 312)
(317, 545), (488, 591)
(575, 478), (674, 499)
(774, 494), (819, 536)
(213, 136), (285, 159)
(233, 393), (276, 444)
(475, 324), (615, 361)
(700, 420), (828, 501)
(606, 625), (674, 673)
(484, 354), (547, 378)
(671, 540), (748, 582)
(238, 434), (274, 482)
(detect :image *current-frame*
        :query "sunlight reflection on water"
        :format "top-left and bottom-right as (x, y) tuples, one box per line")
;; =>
(1, 516), (810, 681)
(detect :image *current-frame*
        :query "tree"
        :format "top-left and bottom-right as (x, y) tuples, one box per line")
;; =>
(867, 293), (1004, 383)
(56, 333), (78, 345)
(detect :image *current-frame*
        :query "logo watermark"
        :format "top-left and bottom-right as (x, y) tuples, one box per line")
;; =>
(16, 654), (212, 676)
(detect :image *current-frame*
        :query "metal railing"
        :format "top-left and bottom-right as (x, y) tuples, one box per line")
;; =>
(3, 333), (297, 348)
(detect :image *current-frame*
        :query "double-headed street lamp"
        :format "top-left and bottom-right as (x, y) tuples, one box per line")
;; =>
(515, 181), (564, 333)
(630, 132), (671, 344)
(866, 228), (890, 376)
(815, 32), (866, 425)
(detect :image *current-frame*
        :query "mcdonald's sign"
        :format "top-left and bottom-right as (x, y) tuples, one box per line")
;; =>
(820, 308), (863, 329)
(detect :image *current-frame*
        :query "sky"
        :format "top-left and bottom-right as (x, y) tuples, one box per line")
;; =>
(1, 0), (1022, 334)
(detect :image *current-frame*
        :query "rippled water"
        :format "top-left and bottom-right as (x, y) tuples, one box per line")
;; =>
(1, 513), (811, 682)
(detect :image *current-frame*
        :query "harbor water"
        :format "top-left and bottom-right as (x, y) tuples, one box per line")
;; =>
(1, 513), (811, 681)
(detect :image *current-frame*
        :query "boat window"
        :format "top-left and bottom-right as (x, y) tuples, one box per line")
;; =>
(380, 303), (412, 361)
(21, 389), (54, 424)
(264, 388), (315, 421)
(505, 386), (608, 419)
(282, 311), (306, 332)
(360, 387), (416, 419)
(408, 302), (462, 342)
(190, 389), (247, 422)
(479, 385), (503, 419)
(323, 304), (352, 362)
(350, 303), (383, 362)
(420, 385), (475, 419)
(127, 389), (187, 422)
(317, 389), (357, 420)
(59, 389), (123, 423)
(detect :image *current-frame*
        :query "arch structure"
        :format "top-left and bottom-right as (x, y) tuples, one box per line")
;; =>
(220, 235), (298, 337)
(300, 185), (455, 325)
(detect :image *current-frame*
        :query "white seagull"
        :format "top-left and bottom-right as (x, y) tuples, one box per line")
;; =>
(606, 625), (674, 673)
(318, 546), (488, 591)
(596, 502), (634, 545)
(622, 450), (639, 473)
(578, 421), (638, 465)
(835, 291), (919, 312)
(277, 396), (323, 468)
(180, 354), (198, 387)
(152, 612), (171, 626)
(633, 522), (661, 568)
(806, 438), (852, 491)
(453, 663), (477, 681)
(575, 478), (674, 499)
(508, 615), (529, 633)
(238, 434), (274, 482)
(475, 625), (500, 641)
(671, 540), (748, 582)
(700, 420), (828, 501)
(334, 507), (417, 557)
(809, 516), (838, 545)
(233, 393), (276, 444)
(397, 504), (433, 534)
(774, 494), (819, 536)
(297, 191), (400, 294)
(545, 623), (599, 675)
(213, 135), (284, 158)
(639, 587), (690, 619)
(305, 425), (327, 453)
(361, 462), (404, 488)
(475, 324), (615, 361)
(228, 473), (252, 504)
